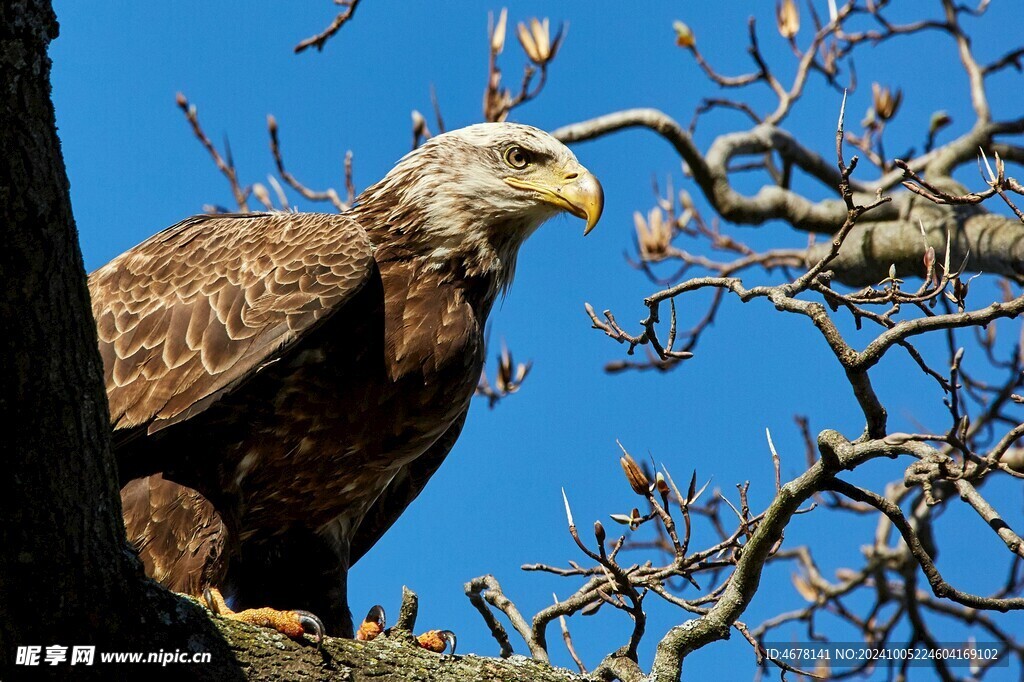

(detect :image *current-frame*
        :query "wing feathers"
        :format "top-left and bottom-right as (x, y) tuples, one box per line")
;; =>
(185, 303), (212, 353)
(162, 302), (196, 369)
(91, 212), (375, 432)
(121, 474), (227, 595)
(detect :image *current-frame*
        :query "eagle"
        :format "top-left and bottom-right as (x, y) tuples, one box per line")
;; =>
(90, 123), (602, 643)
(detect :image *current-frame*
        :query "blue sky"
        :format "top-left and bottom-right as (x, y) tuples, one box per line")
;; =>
(51, 2), (1023, 678)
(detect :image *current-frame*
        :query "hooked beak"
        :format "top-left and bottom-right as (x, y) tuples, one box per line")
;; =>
(505, 167), (604, 235)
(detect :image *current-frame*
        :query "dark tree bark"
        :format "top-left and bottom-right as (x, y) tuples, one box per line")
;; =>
(0, 0), (144, 656)
(0, 3), (236, 677)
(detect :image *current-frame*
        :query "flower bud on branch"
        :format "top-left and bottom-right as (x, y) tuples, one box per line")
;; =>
(618, 441), (650, 496)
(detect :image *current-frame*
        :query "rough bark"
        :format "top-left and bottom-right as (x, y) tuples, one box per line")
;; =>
(210, 618), (586, 682)
(805, 191), (1024, 286)
(0, 0), (145, 658)
(0, 4), (255, 679)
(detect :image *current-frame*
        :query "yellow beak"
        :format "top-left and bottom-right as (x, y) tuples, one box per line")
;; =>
(506, 168), (604, 235)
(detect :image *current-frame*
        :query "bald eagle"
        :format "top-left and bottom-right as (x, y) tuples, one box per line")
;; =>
(91, 123), (602, 641)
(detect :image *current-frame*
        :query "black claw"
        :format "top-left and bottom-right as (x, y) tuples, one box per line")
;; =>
(363, 604), (387, 629)
(295, 610), (325, 649)
(202, 588), (220, 614)
(439, 630), (457, 655)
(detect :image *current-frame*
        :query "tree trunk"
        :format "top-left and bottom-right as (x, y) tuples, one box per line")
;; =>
(0, 0), (146, 658)
(0, 4), (234, 677)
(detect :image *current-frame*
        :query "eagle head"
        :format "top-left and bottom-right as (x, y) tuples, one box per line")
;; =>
(353, 122), (603, 293)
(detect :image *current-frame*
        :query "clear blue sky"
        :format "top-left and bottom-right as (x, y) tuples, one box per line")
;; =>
(51, 2), (1023, 678)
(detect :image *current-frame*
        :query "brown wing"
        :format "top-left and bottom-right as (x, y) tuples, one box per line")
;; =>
(349, 408), (469, 565)
(121, 474), (227, 595)
(89, 212), (375, 434)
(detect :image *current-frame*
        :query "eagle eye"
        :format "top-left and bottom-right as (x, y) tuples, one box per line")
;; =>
(503, 146), (532, 170)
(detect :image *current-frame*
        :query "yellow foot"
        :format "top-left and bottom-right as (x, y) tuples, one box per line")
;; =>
(416, 629), (457, 654)
(203, 587), (324, 648)
(355, 604), (386, 641)
(354, 605), (456, 653)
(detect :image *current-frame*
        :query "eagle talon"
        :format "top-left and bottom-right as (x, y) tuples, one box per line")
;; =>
(201, 587), (324, 646)
(294, 610), (325, 649)
(440, 630), (457, 655)
(417, 629), (457, 654)
(202, 586), (224, 614)
(356, 604), (454, 654)
(356, 604), (387, 641)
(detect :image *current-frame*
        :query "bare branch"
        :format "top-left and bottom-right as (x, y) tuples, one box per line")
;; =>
(294, 0), (361, 54)
(175, 92), (250, 211)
